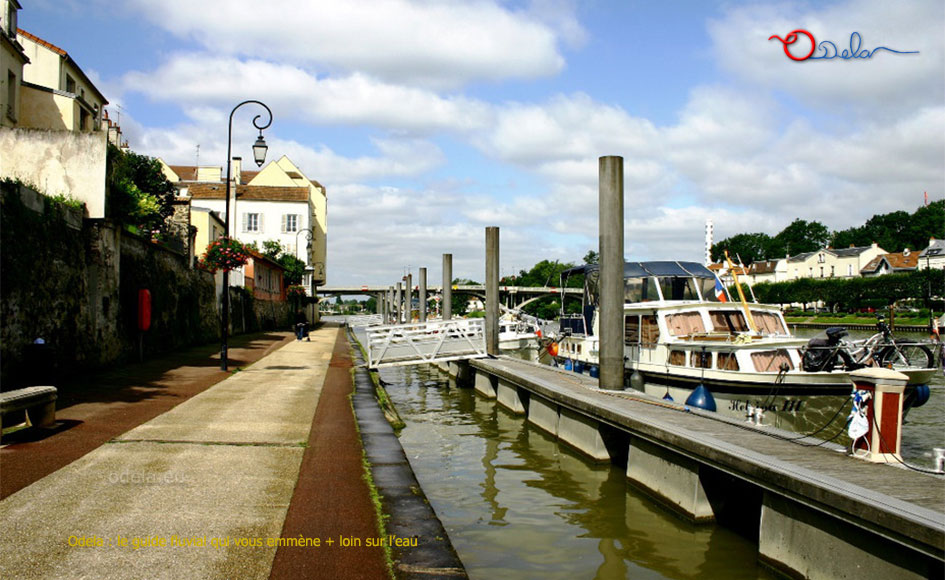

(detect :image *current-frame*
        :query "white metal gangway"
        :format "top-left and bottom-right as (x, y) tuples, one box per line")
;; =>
(365, 318), (488, 369)
(322, 313), (384, 327)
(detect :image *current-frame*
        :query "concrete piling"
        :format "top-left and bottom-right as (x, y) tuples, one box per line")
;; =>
(442, 254), (453, 321)
(419, 267), (427, 323)
(599, 156), (625, 391)
(485, 227), (499, 356)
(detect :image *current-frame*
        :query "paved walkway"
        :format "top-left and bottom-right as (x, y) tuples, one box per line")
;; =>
(0, 325), (389, 579)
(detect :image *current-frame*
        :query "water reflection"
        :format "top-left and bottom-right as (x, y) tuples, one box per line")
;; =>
(382, 364), (776, 580)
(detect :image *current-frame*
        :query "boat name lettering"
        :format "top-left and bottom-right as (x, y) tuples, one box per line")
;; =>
(728, 399), (804, 413)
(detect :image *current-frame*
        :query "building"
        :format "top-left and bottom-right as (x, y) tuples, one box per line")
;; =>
(860, 249), (919, 276)
(0, 14), (110, 218)
(784, 244), (886, 280)
(16, 28), (107, 133)
(244, 251), (286, 302)
(1, 0), (27, 128)
(164, 155), (327, 294)
(918, 238), (945, 270)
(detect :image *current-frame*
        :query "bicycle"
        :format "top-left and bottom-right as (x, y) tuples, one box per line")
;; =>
(801, 315), (935, 372)
(845, 314), (935, 370)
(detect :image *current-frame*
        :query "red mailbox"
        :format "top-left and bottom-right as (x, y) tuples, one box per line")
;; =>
(138, 289), (151, 331)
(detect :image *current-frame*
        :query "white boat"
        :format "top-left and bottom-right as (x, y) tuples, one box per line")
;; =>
(498, 312), (542, 354)
(552, 261), (938, 430)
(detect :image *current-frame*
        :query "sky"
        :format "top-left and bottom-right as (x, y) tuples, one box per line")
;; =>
(20, 0), (945, 286)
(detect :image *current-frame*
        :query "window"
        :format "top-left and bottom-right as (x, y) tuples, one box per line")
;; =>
(819, 266), (824, 278)
(282, 214), (299, 233)
(243, 213), (260, 232)
(830, 265), (835, 277)
(709, 310), (748, 333)
(751, 349), (795, 372)
(818, 253), (825, 263)
(847, 264), (853, 276)
(669, 350), (686, 366)
(666, 312), (706, 336)
(690, 350), (711, 368)
(718, 352), (739, 370)
(66, 75), (76, 94)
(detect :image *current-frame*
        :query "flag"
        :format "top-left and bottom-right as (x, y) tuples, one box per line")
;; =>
(714, 275), (728, 302)
(925, 191), (929, 206)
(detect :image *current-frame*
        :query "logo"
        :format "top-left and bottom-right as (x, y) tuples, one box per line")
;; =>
(768, 30), (918, 61)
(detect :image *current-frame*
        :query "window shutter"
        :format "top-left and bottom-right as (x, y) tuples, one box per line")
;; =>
(281, 214), (287, 233)
(258, 213), (264, 233)
(242, 213), (248, 232)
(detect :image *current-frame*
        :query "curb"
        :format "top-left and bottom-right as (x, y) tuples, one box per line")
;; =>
(348, 331), (468, 579)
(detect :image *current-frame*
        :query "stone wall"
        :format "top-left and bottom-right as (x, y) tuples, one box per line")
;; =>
(0, 182), (220, 387)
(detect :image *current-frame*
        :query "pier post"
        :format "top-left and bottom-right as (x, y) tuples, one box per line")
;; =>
(377, 292), (385, 321)
(599, 156), (625, 391)
(406, 273), (413, 322)
(419, 267), (428, 323)
(442, 254), (453, 321)
(486, 227), (500, 355)
(387, 286), (394, 323)
(395, 282), (402, 324)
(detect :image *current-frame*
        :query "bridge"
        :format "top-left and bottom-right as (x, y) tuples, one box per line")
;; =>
(318, 284), (580, 310)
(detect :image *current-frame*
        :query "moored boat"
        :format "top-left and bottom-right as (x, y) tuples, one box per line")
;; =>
(551, 261), (938, 431)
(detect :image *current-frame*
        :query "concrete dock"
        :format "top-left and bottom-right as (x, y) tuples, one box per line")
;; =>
(461, 356), (945, 579)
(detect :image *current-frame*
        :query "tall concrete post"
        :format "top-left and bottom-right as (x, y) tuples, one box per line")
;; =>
(485, 227), (500, 355)
(599, 156), (625, 390)
(406, 273), (413, 322)
(395, 282), (402, 324)
(388, 286), (394, 323)
(419, 267), (427, 323)
(378, 292), (385, 320)
(442, 253), (453, 321)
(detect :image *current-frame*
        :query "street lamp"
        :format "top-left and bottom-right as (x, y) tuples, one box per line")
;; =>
(221, 100), (272, 371)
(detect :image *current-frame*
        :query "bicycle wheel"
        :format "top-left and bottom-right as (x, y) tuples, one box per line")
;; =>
(878, 343), (934, 370)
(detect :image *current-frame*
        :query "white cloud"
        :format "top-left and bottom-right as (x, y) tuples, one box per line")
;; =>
(120, 55), (492, 134)
(124, 0), (574, 89)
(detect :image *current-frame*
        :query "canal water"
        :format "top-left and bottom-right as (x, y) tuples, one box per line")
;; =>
(379, 363), (779, 579)
(376, 328), (942, 579)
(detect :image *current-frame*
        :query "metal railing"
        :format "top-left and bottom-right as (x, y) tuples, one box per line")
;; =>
(366, 318), (488, 368)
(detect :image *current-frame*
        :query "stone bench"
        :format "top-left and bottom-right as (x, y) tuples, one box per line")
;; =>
(0, 386), (57, 431)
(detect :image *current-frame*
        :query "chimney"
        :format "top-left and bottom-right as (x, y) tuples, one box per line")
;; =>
(231, 157), (242, 186)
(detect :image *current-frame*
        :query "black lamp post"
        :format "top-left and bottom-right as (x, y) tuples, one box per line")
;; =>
(221, 100), (272, 370)
(294, 227), (315, 321)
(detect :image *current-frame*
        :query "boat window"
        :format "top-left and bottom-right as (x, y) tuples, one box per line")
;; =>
(624, 315), (640, 345)
(698, 277), (725, 302)
(669, 350), (686, 366)
(625, 277), (659, 302)
(750, 349), (794, 372)
(753, 312), (786, 335)
(641, 315), (660, 345)
(666, 312), (706, 336)
(718, 352), (739, 370)
(709, 310), (749, 333)
(690, 350), (711, 368)
(658, 277), (700, 301)
(585, 270), (600, 307)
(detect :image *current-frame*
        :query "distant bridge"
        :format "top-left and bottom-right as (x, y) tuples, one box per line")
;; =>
(318, 284), (581, 309)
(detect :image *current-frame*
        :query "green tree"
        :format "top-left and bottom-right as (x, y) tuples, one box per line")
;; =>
(711, 232), (775, 264)
(773, 219), (830, 257)
(582, 250), (599, 264)
(106, 144), (176, 233)
(258, 240), (306, 285)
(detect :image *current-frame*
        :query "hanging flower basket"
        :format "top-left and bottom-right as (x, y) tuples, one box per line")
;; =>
(287, 285), (308, 301)
(198, 237), (250, 273)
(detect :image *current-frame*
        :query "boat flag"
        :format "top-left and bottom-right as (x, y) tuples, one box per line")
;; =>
(714, 275), (728, 302)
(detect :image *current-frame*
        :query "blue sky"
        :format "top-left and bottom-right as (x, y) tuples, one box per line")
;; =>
(19, 0), (945, 285)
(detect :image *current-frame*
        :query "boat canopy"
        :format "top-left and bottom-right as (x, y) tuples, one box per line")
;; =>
(561, 260), (724, 306)
(561, 261), (716, 280)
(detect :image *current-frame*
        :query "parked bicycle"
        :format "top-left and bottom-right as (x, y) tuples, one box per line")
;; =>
(802, 315), (936, 372)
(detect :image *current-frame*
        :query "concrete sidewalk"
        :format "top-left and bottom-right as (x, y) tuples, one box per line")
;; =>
(0, 326), (361, 579)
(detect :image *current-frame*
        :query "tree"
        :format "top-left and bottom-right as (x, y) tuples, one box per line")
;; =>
(258, 240), (306, 285)
(106, 145), (176, 233)
(773, 219), (830, 257)
(582, 250), (599, 265)
(711, 232), (774, 264)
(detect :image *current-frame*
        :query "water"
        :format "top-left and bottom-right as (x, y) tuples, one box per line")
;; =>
(380, 364), (778, 580)
(372, 326), (942, 579)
